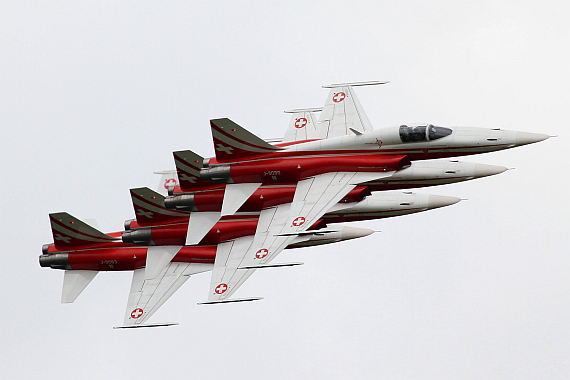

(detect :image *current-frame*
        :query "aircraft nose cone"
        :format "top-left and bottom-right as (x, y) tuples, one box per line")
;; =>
(341, 226), (374, 240)
(515, 132), (549, 146)
(474, 163), (508, 178)
(427, 194), (461, 209)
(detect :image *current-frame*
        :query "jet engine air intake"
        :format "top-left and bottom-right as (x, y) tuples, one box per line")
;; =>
(342, 186), (372, 203)
(398, 155), (412, 170)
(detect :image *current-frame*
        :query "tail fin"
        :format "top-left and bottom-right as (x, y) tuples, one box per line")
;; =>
(130, 187), (188, 225)
(153, 170), (179, 196)
(319, 81), (388, 138)
(282, 108), (321, 143)
(210, 118), (282, 161)
(173, 150), (212, 192)
(49, 212), (117, 249)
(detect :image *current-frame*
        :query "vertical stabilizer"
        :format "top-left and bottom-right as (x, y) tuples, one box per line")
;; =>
(210, 118), (282, 161)
(282, 108), (321, 143)
(319, 81), (388, 138)
(173, 150), (212, 192)
(154, 170), (179, 196)
(49, 212), (117, 249)
(130, 187), (188, 225)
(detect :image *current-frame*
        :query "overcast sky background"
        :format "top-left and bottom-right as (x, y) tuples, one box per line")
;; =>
(1, 1), (568, 379)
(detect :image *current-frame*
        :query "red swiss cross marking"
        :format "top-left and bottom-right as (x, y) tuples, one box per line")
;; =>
(333, 92), (346, 103)
(131, 308), (143, 319)
(215, 283), (228, 294)
(164, 178), (177, 189)
(292, 216), (306, 227)
(294, 118), (308, 129)
(255, 248), (269, 259)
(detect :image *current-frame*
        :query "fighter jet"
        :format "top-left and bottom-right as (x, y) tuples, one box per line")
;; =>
(124, 187), (463, 248)
(190, 83), (548, 304)
(40, 81), (547, 326)
(40, 184), (461, 327)
(145, 83), (540, 305)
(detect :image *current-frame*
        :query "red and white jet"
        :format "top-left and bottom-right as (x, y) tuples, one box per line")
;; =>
(41, 186), (462, 327)
(188, 92), (547, 304)
(40, 82), (548, 326)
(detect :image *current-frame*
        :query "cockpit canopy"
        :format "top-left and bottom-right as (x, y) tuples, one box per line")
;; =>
(399, 124), (452, 143)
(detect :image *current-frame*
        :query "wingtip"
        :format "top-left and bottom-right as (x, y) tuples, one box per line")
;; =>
(113, 322), (179, 329)
(284, 107), (323, 113)
(198, 297), (264, 305)
(322, 80), (389, 88)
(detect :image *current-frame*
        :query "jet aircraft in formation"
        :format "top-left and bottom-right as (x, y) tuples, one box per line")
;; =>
(40, 81), (549, 328)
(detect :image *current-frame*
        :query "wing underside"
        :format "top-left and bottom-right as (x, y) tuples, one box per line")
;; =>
(206, 171), (393, 302)
(121, 261), (213, 327)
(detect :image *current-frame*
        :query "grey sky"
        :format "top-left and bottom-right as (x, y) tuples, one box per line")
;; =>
(1, 1), (567, 379)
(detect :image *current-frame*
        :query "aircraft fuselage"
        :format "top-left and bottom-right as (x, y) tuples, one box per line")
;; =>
(200, 125), (547, 185)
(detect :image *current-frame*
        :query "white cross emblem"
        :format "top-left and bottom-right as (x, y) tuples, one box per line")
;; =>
(163, 178), (177, 189)
(255, 248), (269, 259)
(295, 118), (308, 129)
(216, 144), (234, 155)
(136, 209), (154, 218)
(131, 308), (143, 319)
(54, 234), (71, 244)
(215, 283), (228, 294)
(333, 92), (346, 103)
(292, 216), (306, 227)
(180, 173), (197, 183)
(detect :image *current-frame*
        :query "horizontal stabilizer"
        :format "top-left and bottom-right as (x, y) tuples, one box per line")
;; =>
(185, 212), (221, 245)
(198, 297), (263, 305)
(50, 212), (117, 249)
(237, 262), (303, 269)
(211, 118), (283, 161)
(113, 322), (178, 329)
(221, 183), (261, 216)
(145, 245), (183, 280)
(61, 270), (98, 303)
